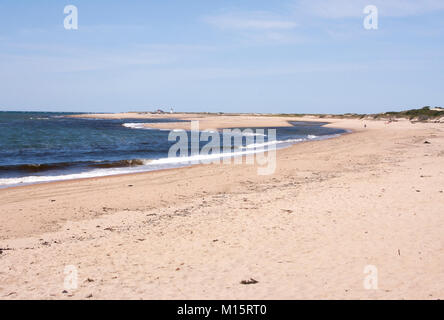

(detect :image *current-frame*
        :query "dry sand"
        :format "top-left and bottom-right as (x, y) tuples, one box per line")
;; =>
(0, 114), (443, 299)
(71, 112), (320, 130)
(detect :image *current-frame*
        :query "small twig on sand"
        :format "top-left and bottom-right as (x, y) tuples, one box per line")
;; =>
(240, 278), (259, 285)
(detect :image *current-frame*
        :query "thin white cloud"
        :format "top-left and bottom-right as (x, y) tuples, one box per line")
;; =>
(135, 43), (219, 53)
(238, 30), (306, 45)
(203, 11), (300, 45)
(204, 12), (297, 30)
(295, 0), (444, 18)
(0, 46), (175, 73)
(79, 24), (149, 33)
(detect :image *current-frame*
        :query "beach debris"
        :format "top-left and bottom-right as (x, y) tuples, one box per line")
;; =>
(281, 209), (293, 213)
(62, 290), (68, 294)
(0, 248), (13, 254)
(398, 249), (401, 256)
(240, 278), (258, 285)
(50, 199), (56, 202)
(212, 239), (219, 242)
(416, 190), (421, 193)
(424, 141), (431, 144)
(104, 227), (114, 231)
(86, 294), (93, 298)
(176, 268), (180, 271)
(86, 278), (94, 282)
(128, 184), (133, 187)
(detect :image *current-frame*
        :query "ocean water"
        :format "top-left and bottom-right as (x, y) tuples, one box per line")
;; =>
(0, 112), (346, 188)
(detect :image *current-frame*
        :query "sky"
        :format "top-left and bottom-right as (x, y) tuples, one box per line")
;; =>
(0, 0), (443, 114)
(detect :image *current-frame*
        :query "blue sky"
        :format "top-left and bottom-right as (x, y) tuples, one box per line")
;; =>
(0, 0), (443, 114)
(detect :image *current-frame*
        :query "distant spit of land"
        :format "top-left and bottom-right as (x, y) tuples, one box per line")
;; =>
(72, 106), (444, 123)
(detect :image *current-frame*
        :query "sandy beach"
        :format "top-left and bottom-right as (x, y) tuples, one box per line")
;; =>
(0, 114), (443, 299)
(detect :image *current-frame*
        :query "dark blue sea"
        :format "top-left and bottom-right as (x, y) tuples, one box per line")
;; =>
(0, 111), (346, 188)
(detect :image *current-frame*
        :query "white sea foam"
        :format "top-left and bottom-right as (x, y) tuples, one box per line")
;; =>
(148, 146), (269, 165)
(0, 168), (133, 187)
(241, 133), (339, 149)
(122, 123), (151, 129)
(122, 123), (182, 131)
(242, 138), (302, 149)
(0, 163), (186, 188)
(236, 132), (267, 137)
(122, 123), (267, 136)
(0, 131), (342, 188)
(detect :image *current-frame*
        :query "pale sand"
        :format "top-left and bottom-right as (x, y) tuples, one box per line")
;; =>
(71, 112), (323, 130)
(0, 115), (443, 299)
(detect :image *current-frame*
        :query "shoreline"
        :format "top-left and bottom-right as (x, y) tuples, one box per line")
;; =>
(0, 115), (443, 299)
(0, 116), (348, 190)
(0, 128), (350, 192)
